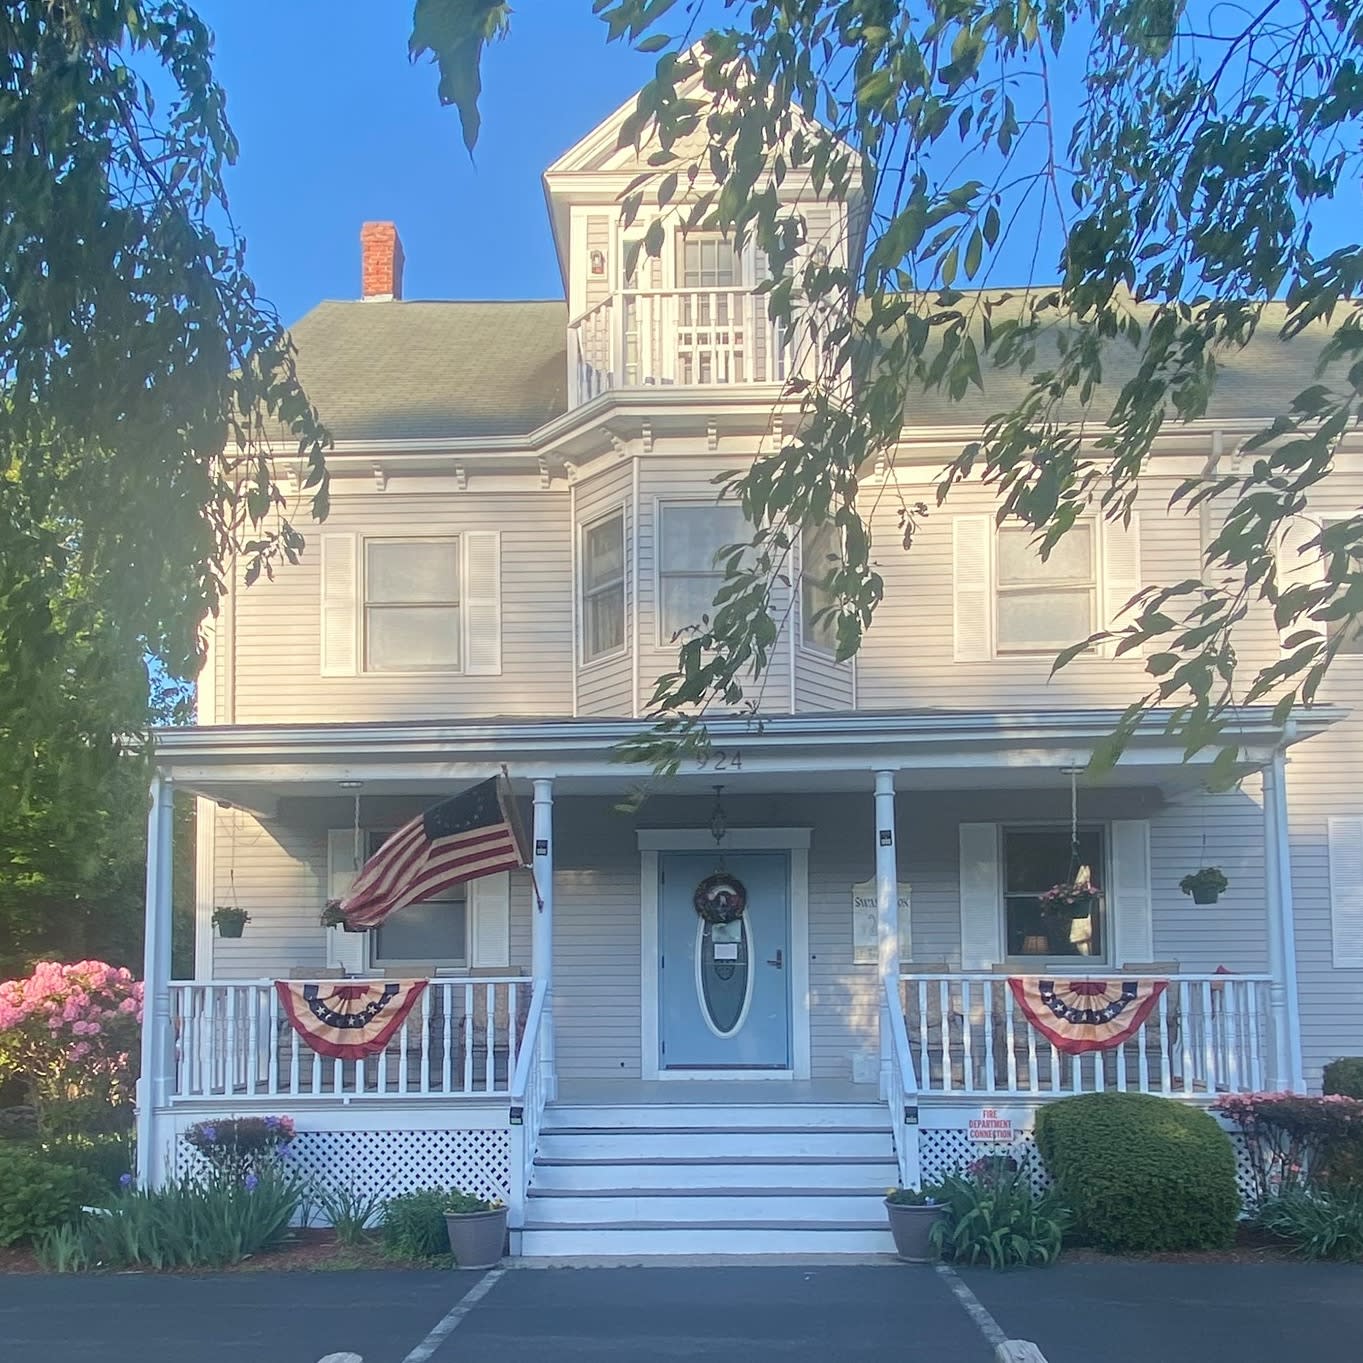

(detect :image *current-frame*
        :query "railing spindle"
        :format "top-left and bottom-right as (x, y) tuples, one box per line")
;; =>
(463, 983), (475, 1092)
(485, 983), (497, 1093)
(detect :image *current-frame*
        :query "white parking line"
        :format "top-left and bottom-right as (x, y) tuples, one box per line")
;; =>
(935, 1263), (1049, 1362)
(399, 1266), (507, 1363)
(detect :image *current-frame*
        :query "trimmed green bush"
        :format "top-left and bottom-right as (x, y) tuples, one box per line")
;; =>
(381, 1188), (450, 1260)
(0, 1149), (99, 1246)
(1035, 1092), (1238, 1252)
(1324, 1058), (1363, 1100)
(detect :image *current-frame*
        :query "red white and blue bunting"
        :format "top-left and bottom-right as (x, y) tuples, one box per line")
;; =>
(274, 980), (428, 1060)
(1007, 977), (1168, 1055)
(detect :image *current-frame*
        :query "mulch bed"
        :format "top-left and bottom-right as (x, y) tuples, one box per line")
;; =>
(1062, 1226), (1299, 1264)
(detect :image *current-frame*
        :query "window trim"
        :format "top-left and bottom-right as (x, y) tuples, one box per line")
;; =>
(362, 534), (463, 676)
(359, 829), (471, 969)
(993, 521), (1099, 658)
(999, 820), (1111, 968)
(578, 506), (628, 667)
(654, 498), (748, 648)
(676, 231), (744, 290)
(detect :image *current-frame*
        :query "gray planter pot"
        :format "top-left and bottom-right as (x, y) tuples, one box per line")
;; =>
(444, 1207), (508, 1269)
(885, 1200), (946, 1263)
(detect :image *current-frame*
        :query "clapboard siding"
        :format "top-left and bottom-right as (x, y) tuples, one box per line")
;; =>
(575, 460), (634, 717)
(794, 649), (854, 711)
(230, 490), (572, 723)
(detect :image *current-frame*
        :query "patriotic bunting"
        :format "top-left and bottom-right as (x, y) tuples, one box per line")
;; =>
(275, 980), (428, 1060)
(1007, 977), (1168, 1055)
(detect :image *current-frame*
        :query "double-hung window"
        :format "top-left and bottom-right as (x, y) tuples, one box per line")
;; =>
(1002, 826), (1106, 960)
(995, 523), (1097, 654)
(801, 521), (839, 652)
(364, 538), (461, 672)
(581, 511), (626, 662)
(658, 503), (747, 641)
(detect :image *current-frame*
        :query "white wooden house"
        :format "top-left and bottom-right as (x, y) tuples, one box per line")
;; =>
(136, 83), (1363, 1255)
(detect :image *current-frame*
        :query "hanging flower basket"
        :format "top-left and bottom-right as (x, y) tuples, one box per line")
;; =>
(1039, 882), (1099, 919)
(212, 906), (249, 939)
(321, 901), (366, 933)
(1180, 866), (1229, 905)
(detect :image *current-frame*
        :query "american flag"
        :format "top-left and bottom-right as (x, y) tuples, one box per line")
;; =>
(337, 776), (528, 929)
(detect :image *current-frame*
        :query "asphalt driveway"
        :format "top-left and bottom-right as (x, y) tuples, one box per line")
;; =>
(1, 1259), (1360, 1363)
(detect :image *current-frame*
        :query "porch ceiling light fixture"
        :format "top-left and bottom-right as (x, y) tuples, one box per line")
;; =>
(709, 784), (728, 849)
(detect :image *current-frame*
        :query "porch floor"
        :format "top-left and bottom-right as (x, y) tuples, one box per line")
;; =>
(553, 1078), (879, 1106)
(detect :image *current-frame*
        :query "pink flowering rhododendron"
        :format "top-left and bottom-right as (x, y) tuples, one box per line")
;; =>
(0, 960), (142, 1113)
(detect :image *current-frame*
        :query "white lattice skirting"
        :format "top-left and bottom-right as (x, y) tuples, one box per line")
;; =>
(170, 1121), (511, 1208)
(915, 1125), (1259, 1207)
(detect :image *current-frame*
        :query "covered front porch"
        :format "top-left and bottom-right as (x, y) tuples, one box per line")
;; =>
(138, 707), (1326, 1231)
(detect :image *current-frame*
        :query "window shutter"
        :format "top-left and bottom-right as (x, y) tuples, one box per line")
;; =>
(469, 871), (511, 969)
(953, 516), (993, 662)
(326, 829), (366, 973)
(320, 534), (359, 676)
(462, 532), (502, 676)
(1102, 515), (1143, 657)
(1328, 817), (1363, 968)
(1276, 515), (1326, 657)
(1109, 820), (1154, 967)
(959, 822), (1002, 968)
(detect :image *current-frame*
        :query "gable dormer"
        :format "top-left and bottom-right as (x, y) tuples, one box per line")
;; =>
(544, 81), (859, 406)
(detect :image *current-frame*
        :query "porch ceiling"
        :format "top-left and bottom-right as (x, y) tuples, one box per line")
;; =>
(151, 705), (1342, 817)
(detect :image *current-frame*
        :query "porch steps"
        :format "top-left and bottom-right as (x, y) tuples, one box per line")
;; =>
(520, 1101), (898, 1256)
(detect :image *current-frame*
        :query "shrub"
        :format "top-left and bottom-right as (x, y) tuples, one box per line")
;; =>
(0, 1149), (100, 1246)
(44, 1133), (135, 1193)
(1324, 1059), (1363, 1101)
(381, 1188), (451, 1260)
(0, 961), (142, 1120)
(1213, 1091), (1363, 1198)
(1036, 1092), (1238, 1252)
(930, 1164), (1066, 1269)
(183, 1115), (295, 1179)
(0, 1105), (38, 1141)
(1253, 1188), (1363, 1261)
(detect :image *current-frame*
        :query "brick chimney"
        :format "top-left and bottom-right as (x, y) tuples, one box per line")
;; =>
(360, 221), (404, 301)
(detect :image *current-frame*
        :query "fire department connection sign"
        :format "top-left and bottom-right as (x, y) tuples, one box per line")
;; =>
(851, 880), (912, 964)
(968, 1108), (1015, 1143)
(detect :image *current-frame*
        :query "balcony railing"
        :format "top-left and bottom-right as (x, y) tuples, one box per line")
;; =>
(900, 972), (1271, 1099)
(168, 977), (531, 1102)
(569, 287), (794, 403)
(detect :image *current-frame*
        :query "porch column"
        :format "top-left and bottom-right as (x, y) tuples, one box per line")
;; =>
(532, 778), (556, 1101)
(1263, 751), (1306, 1091)
(875, 770), (899, 1097)
(136, 773), (175, 1187)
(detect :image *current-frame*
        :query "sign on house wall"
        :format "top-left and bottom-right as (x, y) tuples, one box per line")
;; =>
(851, 879), (912, 964)
(968, 1108), (1015, 1143)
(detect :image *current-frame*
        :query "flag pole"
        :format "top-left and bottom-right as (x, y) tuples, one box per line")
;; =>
(500, 764), (544, 912)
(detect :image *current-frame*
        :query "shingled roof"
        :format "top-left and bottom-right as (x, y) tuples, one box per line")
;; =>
(285, 299), (568, 442)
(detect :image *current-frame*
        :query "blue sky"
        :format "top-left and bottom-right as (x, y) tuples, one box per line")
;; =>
(197, 2), (657, 325)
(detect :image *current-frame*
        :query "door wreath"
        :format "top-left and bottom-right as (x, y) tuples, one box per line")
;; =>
(693, 872), (748, 924)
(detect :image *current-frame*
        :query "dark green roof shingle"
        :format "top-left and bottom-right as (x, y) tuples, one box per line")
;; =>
(286, 299), (567, 442)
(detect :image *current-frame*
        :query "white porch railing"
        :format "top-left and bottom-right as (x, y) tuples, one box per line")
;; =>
(507, 980), (550, 1234)
(168, 978), (532, 1102)
(900, 973), (1271, 1100)
(883, 978), (922, 1189)
(569, 287), (792, 403)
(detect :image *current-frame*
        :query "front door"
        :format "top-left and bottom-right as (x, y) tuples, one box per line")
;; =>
(658, 851), (790, 1070)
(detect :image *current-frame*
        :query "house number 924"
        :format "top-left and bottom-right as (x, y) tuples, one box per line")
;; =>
(696, 750), (743, 771)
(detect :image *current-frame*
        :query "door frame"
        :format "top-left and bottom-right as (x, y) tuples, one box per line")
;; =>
(639, 827), (811, 1081)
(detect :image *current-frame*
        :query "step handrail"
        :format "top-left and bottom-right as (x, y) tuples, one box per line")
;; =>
(884, 977), (921, 1189)
(508, 979), (550, 1236)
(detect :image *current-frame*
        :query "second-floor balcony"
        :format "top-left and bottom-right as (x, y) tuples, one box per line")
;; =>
(570, 287), (794, 405)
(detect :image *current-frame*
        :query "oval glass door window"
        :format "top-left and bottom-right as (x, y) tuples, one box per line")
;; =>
(695, 916), (753, 1037)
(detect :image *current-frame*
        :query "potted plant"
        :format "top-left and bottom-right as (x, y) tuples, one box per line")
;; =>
(321, 900), (366, 933)
(1180, 866), (1229, 905)
(212, 905), (249, 939)
(1039, 880), (1099, 919)
(884, 1186), (946, 1263)
(442, 1190), (507, 1269)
